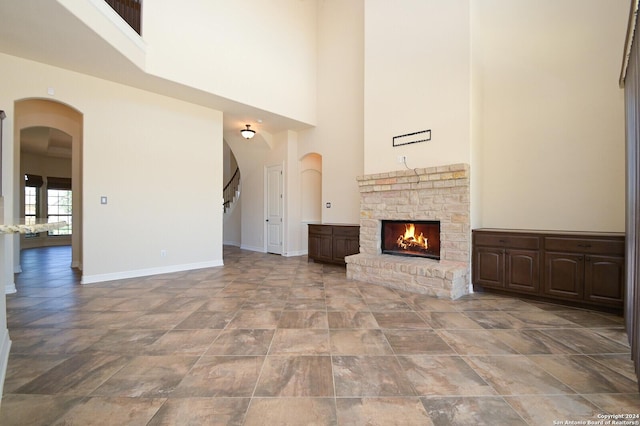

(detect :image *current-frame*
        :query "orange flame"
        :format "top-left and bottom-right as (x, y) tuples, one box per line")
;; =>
(397, 223), (428, 250)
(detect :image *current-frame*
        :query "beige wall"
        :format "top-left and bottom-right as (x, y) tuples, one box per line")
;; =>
(299, 0), (364, 225)
(20, 152), (72, 183)
(364, 0), (472, 175)
(283, 131), (304, 255)
(472, 0), (627, 232)
(142, 0), (318, 126)
(0, 53), (224, 283)
(360, 0), (626, 232)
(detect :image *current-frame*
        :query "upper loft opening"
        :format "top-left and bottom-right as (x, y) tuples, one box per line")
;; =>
(105, 0), (141, 35)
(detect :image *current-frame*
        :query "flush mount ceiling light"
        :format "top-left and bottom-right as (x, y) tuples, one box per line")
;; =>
(241, 124), (255, 139)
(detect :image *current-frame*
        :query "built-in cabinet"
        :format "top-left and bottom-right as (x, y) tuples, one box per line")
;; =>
(474, 232), (541, 294)
(473, 229), (624, 311)
(308, 224), (359, 265)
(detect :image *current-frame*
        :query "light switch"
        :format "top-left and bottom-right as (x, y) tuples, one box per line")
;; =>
(100, 196), (108, 205)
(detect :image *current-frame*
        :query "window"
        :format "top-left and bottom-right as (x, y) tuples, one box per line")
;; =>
(47, 177), (72, 236)
(24, 174), (43, 238)
(25, 186), (37, 225)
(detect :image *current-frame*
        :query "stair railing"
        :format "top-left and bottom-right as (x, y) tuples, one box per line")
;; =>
(223, 167), (240, 212)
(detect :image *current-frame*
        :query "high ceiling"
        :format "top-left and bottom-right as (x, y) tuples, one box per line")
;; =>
(0, 1), (311, 143)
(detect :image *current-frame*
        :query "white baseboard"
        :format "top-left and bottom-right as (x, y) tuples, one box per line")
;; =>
(240, 244), (265, 253)
(238, 246), (307, 257)
(80, 259), (224, 285)
(5, 282), (16, 295)
(223, 241), (241, 247)
(284, 250), (308, 257)
(0, 328), (11, 401)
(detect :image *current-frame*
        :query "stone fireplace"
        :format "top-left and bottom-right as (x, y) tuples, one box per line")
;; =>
(345, 163), (470, 299)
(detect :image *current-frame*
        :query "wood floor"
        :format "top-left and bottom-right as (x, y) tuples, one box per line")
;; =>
(0, 245), (638, 425)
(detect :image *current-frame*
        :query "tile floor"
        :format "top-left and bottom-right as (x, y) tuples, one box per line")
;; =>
(0, 245), (639, 425)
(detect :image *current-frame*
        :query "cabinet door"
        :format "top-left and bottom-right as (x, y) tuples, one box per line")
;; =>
(505, 249), (539, 293)
(309, 234), (332, 262)
(544, 252), (584, 300)
(473, 248), (504, 288)
(308, 234), (321, 261)
(585, 255), (624, 306)
(333, 235), (359, 263)
(317, 235), (333, 261)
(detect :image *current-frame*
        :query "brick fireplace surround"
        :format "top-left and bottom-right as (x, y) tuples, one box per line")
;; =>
(346, 163), (471, 299)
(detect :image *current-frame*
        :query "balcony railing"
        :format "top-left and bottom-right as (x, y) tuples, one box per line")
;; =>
(105, 0), (141, 35)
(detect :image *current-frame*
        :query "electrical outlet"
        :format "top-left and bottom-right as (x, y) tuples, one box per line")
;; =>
(160, 250), (167, 257)
(397, 155), (407, 164)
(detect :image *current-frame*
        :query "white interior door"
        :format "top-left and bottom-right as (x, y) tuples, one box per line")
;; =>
(266, 164), (283, 254)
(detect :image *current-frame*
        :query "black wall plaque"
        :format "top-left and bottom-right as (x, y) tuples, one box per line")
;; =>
(393, 129), (431, 147)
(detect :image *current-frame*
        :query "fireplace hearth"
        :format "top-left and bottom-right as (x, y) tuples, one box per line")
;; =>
(381, 220), (440, 260)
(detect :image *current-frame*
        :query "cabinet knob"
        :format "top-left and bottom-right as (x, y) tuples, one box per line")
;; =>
(586, 256), (591, 262)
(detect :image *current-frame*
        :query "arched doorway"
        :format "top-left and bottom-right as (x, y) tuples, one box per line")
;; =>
(299, 152), (322, 251)
(13, 99), (83, 289)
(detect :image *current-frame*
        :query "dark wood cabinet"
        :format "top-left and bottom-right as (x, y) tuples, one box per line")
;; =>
(308, 225), (333, 263)
(543, 236), (624, 308)
(584, 255), (625, 306)
(544, 252), (584, 300)
(473, 232), (540, 294)
(506, 249), (540, 293)
(333, 226), (360, 261)
(473, 248), (504, 288)
(473, 229), (624, 312)
(308, 224), (359, 265)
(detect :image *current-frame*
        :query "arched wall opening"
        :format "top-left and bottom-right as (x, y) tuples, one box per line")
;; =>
(299, 152), (322, 252)
(14, 99), (83, 276)
(21, 126), (73, 249)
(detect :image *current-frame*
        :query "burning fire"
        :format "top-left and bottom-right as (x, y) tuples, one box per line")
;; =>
(396, 223), (429, 251)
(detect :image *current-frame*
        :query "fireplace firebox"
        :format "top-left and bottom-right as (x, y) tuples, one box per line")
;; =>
(381, 220), (440, 260)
